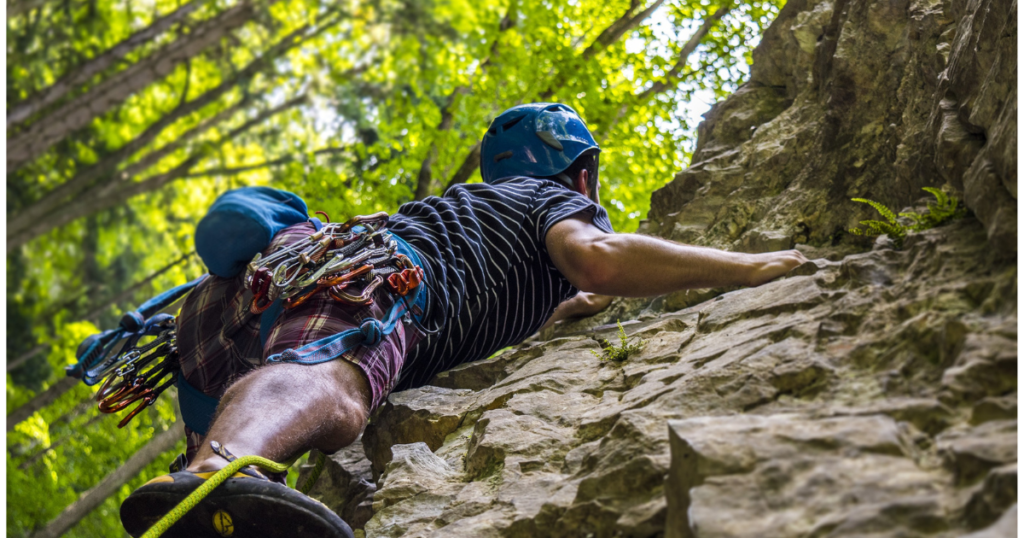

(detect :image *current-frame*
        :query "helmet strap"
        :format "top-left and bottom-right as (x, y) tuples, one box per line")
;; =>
(556, 173), (574, 188)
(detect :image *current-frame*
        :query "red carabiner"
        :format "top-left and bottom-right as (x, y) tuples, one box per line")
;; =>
(250, 267), (272, 299)
(283, 264), (373, 310)
(386, 267), (424, 296)
(117, 393), (156, 428)
(97, 378), (144, 412)
(99, 383), (149, 413)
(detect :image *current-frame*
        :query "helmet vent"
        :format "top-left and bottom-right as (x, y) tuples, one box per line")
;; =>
(545, 104), (564, 112)
(501, 115), (525, 131)
(535, 130), (564, 151)
(493, 150), (514, 162)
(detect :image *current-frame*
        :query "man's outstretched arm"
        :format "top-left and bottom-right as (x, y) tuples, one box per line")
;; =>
(546, 216), (808, 297)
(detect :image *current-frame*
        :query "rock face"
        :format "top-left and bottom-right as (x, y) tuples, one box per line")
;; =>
(297, 0), (1017, 535)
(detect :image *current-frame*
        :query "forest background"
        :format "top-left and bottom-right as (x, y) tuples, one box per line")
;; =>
(5, 0), (781, 535)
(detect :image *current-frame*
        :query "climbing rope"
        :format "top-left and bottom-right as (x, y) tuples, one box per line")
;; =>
(299, 450), (327, 495)
(140, 450), (329, 538)
(141, 455), (289, 538)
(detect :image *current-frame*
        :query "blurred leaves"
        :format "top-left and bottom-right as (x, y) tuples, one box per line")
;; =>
(6, 0), (781, 535)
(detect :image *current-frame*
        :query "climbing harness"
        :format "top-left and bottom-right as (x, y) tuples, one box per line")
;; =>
(66, 190), (403, 535)
(70, 210), (426, 433)
(138, 442), (329, 538)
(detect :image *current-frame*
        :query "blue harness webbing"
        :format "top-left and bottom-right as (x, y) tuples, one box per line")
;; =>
(68, 274), (209, 385)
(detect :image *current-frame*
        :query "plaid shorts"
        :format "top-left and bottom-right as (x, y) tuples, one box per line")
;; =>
(175, 222), (420, 462)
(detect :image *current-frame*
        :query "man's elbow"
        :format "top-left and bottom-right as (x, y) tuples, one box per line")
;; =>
(566, 240), (617, 294)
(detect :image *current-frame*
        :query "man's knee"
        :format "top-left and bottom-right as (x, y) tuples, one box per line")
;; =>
(218, 361), (370, 450)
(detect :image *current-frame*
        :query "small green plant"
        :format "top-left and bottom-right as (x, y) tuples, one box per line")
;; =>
(591, 321), (645, 362)
(849, 187), (967, 249)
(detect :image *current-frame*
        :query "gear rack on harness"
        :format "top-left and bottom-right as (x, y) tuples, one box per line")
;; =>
(74, 212), (425, 430)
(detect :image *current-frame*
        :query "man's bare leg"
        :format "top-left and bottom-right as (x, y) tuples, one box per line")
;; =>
(185, 359), (372, 473)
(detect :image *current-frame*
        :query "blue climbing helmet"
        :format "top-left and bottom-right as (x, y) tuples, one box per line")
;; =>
(481, 103), (600, 185)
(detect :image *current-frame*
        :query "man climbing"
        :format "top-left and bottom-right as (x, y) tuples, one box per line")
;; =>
(119, 102), (807, 537)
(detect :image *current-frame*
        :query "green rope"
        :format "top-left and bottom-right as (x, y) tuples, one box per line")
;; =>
(140, 455), (290, 538)
(299, 450), (327, 495)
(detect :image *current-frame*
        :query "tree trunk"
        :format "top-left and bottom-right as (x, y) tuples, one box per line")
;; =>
(6, 343), (48, 372)
(6, 20), (324, 242)
(83, 252), (192, 323)
(413, 8), (513, 200)
(7, 0), (202, 128)
(6, 1), (258, 171)
(444, 142), (482, 191)
(444, 0), (664, 188)
(18, 413), (103, 470)
(106, 98), (251, 182)
(27, 422), (182, 538)
(8, 96), (306, 252)
(7, 377), (78, 432)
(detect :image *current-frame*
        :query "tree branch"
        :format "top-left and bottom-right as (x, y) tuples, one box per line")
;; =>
(7, 0), (202, 127)
(598, 2), (735, 140)
(7, 377), (78, 433)
(18, 413), (104, 470)
(7, 96), (307, 251)
(6, 343), (49, 372)
(538, 0), (667, 101)
(7, 1), (259, 171)
(27, 422), (182, 538)
(413, 7), (515, 200)
(6, 20), (325, 241)
(82, 252), (192, 322)
(444, 142), (482, 191)
(637, 2), (733, 99)
(6, 0), (59, 19)
(182, 146), (348, 178)
(445, 0), (665, 188)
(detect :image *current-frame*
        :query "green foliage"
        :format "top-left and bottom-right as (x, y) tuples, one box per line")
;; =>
(849, 197), (909, 248)
(6, 0), (784, 535)
(591, 321), (646, 362)
(849, 187), (968, 249)
(901, 187), (969, 231)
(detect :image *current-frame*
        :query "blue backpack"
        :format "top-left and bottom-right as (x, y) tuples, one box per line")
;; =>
(195, 186), (315, 278)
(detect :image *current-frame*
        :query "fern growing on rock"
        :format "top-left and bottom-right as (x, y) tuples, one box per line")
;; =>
(592, 321), (645, 362)
(850, 187), (967, 249)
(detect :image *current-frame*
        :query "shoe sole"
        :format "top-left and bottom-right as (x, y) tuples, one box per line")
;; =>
(121, 475), (353, 538)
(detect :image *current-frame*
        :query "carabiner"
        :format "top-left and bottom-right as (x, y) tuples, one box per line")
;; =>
(386, 266), (425, 296)
(330, 275), (384, 305)
(250, 267), (273, 299)
(117, 392), (156, 428)
(337, 212), (389, 233)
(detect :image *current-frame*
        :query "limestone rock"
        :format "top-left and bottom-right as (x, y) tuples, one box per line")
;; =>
(296, 438), (377, 531)
(304, 0), (1017, 534)
(666, 414), (947, 538)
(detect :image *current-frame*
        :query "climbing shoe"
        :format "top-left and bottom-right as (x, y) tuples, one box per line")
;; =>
(120, 442), (352, 538)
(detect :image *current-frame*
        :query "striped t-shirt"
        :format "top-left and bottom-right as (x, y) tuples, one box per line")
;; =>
(388, 176), (615, 390)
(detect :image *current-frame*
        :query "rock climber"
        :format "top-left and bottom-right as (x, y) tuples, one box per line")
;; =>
(120, 102), (807, 537)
